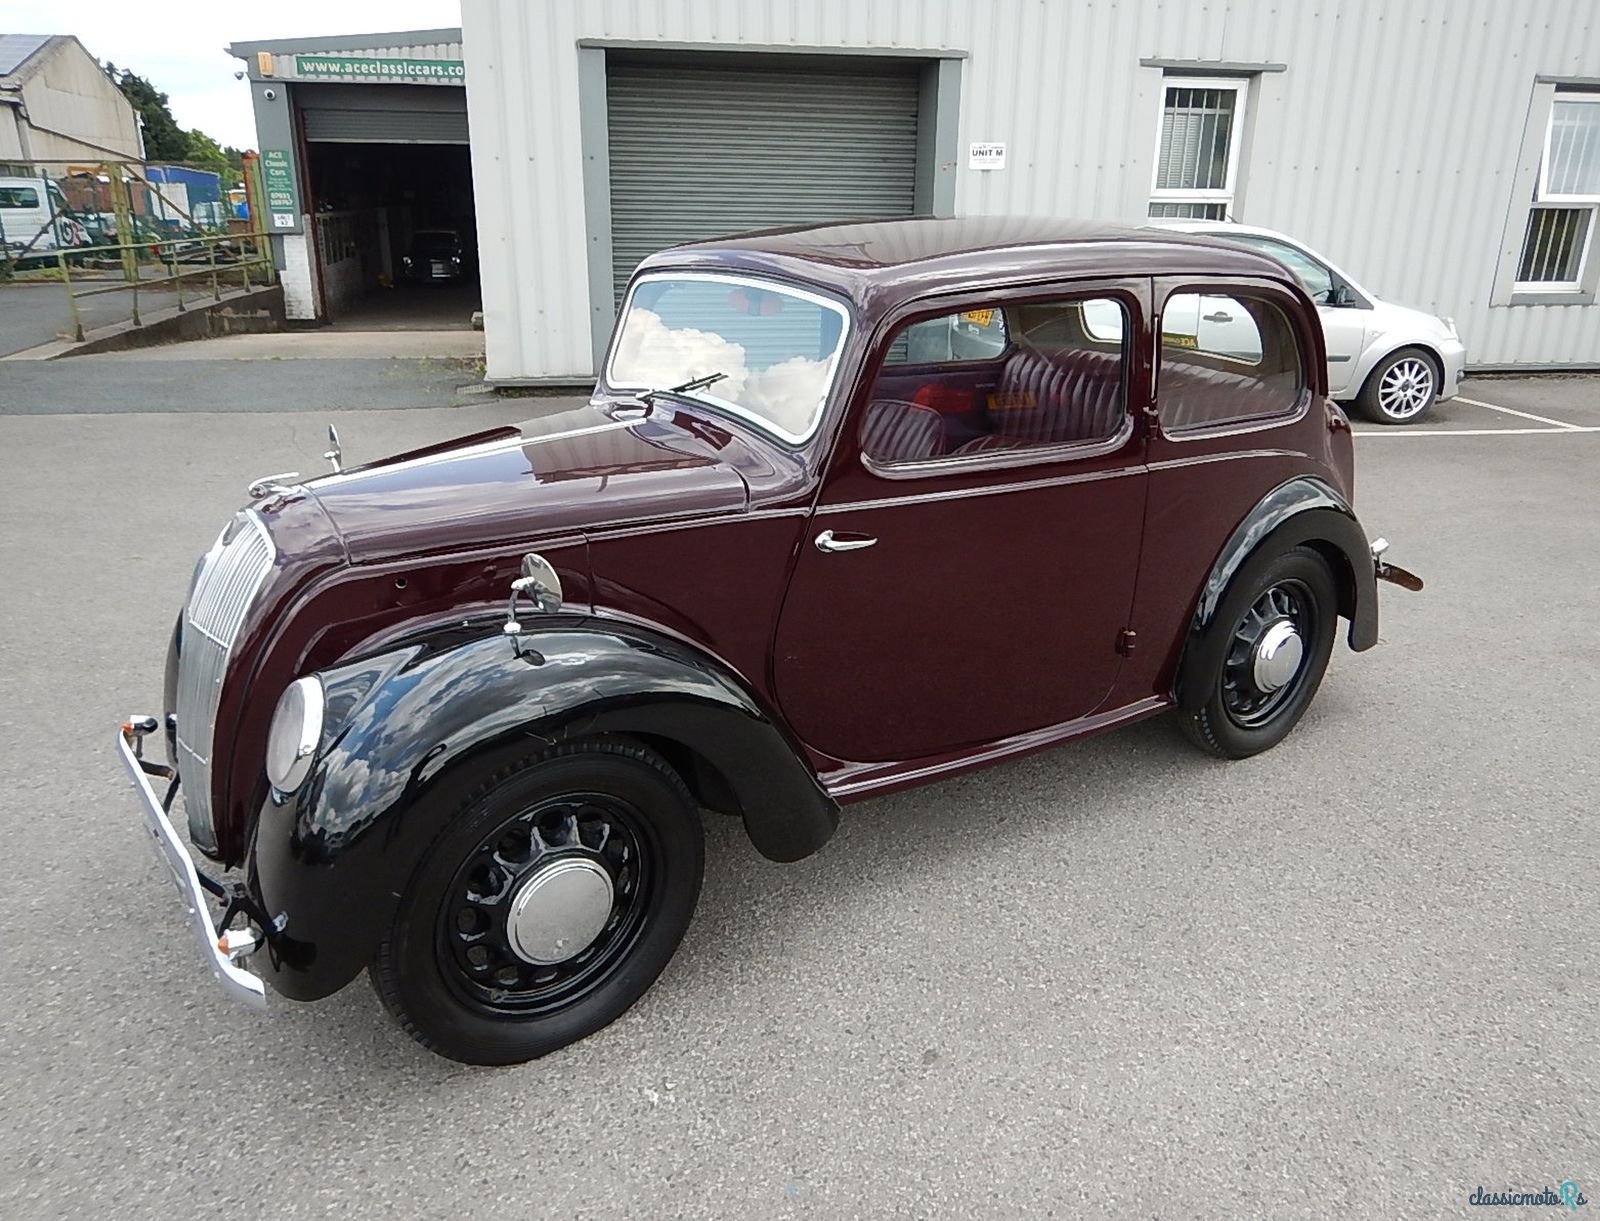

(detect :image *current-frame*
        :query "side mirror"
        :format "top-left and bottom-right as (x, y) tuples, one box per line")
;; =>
(518, 552), (564, 614)
(1329, 283), (1357, 308)
(503, 552), (564, 636)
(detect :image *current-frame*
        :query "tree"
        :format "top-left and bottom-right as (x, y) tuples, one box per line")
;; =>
(184, 129), (229, 177)
(104, 64), (190, 162)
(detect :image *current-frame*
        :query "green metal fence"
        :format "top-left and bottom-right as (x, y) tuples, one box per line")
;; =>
(0, 155), (265, 274)
(2, 154), (277, 342)
(49, 231), (276, 341)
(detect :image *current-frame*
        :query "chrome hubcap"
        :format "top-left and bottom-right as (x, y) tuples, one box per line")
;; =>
(1251, 619), (1304, 692)
(505, 857), (615, 965)
(1222, 580), (1319, 728)
(1377, 357), (1434, 418)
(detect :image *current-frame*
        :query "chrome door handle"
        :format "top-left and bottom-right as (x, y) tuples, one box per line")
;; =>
(814, 529), (877, 553)
(1202, 311), (1233, 324)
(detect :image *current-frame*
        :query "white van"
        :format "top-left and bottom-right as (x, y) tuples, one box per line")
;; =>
(0, 176), (87, 264)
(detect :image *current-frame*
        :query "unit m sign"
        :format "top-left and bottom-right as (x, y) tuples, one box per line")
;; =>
(294, 55), (464, 80)
(968, 142), (1007, 171)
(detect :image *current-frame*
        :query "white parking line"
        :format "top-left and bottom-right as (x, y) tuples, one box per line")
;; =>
(1454, 395), (1586, 430)
(1354, 425), (1600, 437)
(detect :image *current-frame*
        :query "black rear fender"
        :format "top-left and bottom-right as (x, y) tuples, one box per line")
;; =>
(1176, 477), (1378, 711)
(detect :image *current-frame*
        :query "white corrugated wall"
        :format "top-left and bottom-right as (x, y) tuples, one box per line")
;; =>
(462, 0), (1600, 381)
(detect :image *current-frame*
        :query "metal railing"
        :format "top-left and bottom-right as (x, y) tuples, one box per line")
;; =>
(51, 231), (276, 342)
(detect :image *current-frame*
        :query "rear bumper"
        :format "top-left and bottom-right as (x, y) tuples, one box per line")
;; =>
(116, 718), (268, 1010)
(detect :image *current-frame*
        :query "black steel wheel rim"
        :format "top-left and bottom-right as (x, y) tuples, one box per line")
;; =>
(1221, 579), (1318, 729)
(437, 792), (655, 1017)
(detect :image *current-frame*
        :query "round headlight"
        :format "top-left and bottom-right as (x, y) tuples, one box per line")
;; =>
(266, 676), (325, 793)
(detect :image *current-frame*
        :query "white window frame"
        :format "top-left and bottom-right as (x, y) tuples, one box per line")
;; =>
(1515, 91), (1600, 292)
(1514, 204), (1597, 293)
(1148, 76), (1249, 219)
(1537, 93), (1600, 203)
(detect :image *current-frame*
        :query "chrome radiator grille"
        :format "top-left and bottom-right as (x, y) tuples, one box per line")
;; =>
(175, 513), (275, 853)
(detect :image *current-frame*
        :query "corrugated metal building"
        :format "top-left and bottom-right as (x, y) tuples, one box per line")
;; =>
(228, 29), (472, 325)
(0, 34), (142, 163)
(459, 0), (1599, 382)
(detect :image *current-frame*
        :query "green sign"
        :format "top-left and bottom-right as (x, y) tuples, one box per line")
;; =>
(294, 55), (464, 80)
(261, 149), (299, 231)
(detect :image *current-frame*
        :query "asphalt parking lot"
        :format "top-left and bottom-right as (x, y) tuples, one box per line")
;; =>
(0, 274), (179, 358)
(0, 376), (1595, 1219)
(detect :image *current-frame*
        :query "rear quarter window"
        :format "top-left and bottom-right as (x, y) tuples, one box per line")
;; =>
(1158, 291), (1305, 433)
(883, 308), (1009, 365)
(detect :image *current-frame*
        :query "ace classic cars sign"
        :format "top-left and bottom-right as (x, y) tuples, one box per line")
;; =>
(293, 55), (465, 80)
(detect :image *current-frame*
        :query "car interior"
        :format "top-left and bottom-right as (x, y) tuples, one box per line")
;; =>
(861, 294), (1306, 467)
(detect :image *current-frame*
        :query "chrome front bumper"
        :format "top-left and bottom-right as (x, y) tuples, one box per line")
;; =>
(117, 718), (268, 1009)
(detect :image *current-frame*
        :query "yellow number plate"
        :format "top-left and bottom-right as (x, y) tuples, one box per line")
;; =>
(1162, 332), (1199, 349)
(960, 309), (996, 328)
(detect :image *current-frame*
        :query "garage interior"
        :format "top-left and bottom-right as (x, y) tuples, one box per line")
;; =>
(296, 82), (478, 328)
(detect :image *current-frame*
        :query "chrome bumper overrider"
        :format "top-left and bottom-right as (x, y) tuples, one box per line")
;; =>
(117, 718), (268, 1010)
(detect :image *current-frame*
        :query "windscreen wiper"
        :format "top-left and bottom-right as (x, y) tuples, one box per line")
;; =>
(666, 371), (726, 394)
(628, 372), (726, 416)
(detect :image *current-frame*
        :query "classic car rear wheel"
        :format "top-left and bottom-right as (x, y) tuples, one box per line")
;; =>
(1179, 547), (1338, 759)
(370, 740), (703, 1065)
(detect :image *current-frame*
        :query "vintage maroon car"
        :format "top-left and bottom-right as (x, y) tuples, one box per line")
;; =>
(118, 217), (1419, 1064)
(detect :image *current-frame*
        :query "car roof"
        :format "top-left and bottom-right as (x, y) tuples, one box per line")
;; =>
(638, 216), (1296, 314)
(1144, 219), (1296, 241)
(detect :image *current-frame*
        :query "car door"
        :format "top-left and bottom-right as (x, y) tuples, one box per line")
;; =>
(1194, 293), (1262, 359)
(772, 281), (1151, 765)
(1209, 232), (1370, 396)
(1124, 275), (1321, 696)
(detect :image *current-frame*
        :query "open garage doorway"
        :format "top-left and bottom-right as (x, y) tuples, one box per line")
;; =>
(296, 83), (479, 329)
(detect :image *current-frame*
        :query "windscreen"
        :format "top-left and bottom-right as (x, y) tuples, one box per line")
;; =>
(607, 273), (850, 444)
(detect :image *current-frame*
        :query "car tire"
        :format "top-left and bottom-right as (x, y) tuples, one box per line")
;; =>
(370, 739), (704, 1065)
(1178, 547), (1339, 760)
(1354, 348), (1439, 425)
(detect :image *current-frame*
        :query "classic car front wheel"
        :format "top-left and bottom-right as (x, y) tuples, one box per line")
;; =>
(1178, 547), (1338, 759)
(370, 740), (704, 1065)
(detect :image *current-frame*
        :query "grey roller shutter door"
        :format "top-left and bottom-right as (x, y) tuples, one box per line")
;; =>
(298, 85), (469, 144)
(300, 107), (469, 144)
(607, 59), (920, 304)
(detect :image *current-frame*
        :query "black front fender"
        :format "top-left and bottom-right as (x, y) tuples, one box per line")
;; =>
(1176, 477), (1379, 711)
(250, 619), (837, 1001)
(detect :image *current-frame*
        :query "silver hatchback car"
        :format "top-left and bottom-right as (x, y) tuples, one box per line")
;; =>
(1149, 221), (1466, 425)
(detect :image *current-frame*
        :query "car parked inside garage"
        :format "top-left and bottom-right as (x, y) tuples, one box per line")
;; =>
(118, 217), (1419, 1064)
(1146, 221), (1466, 425)
(400, 227), (475, 284)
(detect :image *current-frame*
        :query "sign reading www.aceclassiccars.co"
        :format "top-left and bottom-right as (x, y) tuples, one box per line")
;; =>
(293, 55), (464, 80)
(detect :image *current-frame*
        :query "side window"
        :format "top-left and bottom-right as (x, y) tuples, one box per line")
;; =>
(1159, 291), (1304, 433)
(1226, 235), (1336, 304)
(863, 297), (1128, 466)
